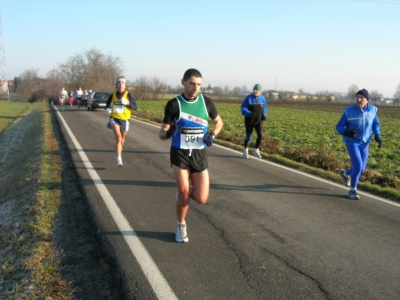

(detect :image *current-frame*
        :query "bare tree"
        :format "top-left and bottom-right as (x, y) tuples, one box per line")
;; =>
(348, 84), (359, 102)
(213, 86), (224, 96)
(134, 76), (150, 100)
(59, 48), (123, 91)
(223, 85), (231, 97)
(370, 90), (383, 104)
(45, 68), (65, 99)
(18, 68), (42, 101)
(393, 83), (400, 106)
(232, 86), (241, 96)
(171, 85), (183, 94)
(149, 76), (167, 100)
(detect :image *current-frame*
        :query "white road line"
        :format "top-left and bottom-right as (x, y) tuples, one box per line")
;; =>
(132, 118), (400, 208)
(56, 108), (178, 300)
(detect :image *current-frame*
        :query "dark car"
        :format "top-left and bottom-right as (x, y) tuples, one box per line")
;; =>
(87, 91), (110, 111)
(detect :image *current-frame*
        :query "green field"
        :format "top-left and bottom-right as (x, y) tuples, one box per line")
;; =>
(136, 99), (400, 186)
(0, 101), (35, 133)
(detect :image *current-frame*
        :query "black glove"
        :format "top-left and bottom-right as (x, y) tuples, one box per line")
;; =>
(204, 132), (215, 147)
(261, 115), (266, 121)
(344, 129), (357, 138)
(166, 119), (178, 139)
(374, 135), (382, 148)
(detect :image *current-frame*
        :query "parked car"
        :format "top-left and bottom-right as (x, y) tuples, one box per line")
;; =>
(87, 91), (110, 111)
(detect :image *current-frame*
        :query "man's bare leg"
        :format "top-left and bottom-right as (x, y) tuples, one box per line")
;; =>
(173, 166), (209, 223)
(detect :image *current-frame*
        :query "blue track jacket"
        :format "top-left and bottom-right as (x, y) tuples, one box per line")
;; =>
(241, 94), (268, 125)
(336, 103), (381, 144)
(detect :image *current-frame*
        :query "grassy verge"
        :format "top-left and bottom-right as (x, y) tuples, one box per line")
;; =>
(133, 109), (400, 203)
(0, 103), (73, 298)
(215, 138), (400, 202)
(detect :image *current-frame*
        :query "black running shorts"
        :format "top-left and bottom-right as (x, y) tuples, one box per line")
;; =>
(170, 146), (208, 173)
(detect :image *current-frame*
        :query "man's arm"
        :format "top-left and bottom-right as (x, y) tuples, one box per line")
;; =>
(159, 123), (171, 140)
(210, 114), (223, 136)
(128, 93), (137, 110)
(240, 96), (252, 117)
(105, 94), (113, 109)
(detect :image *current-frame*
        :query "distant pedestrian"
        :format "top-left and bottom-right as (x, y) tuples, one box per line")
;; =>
(76, 87), (83, 109)
(58, 96), (64, 111)
(60, 87), (68, 101)
(69, 90), (74, 106)
(240, 84), (268, 159)
(59, 87), (68, 111)
(158, 68), (223, 243)
(82, 90), (88, 107)
(336, 89), (382, 200)
(105, 77), (137, 167)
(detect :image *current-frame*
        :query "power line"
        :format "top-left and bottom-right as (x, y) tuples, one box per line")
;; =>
(349, 0), (400, 4)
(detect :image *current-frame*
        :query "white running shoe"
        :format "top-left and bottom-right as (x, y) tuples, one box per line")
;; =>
(243, 148), (248, 159)
(175, 223), (189, 243)
(116, 159), (123, 167)
(253, 148), (262, 158)
(339, 169), (351, 187)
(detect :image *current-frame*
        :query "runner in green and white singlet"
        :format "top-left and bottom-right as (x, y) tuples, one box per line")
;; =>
(159, 69), (223, 243)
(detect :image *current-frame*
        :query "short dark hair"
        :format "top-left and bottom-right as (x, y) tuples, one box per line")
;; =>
(183, 69), (202, 81)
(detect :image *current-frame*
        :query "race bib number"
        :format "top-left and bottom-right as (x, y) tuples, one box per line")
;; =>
(113, 104), (125, 114)
(180, 127), (204, 149)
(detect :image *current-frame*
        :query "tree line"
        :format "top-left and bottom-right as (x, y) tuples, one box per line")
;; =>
(11, 48), (400, 104)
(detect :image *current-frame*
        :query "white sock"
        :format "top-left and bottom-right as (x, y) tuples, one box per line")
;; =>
(116, 156), (121, 162)
(177, 221), (186, 225)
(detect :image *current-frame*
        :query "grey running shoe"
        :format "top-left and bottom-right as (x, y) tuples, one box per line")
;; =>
(348, 190), (360, 200)
(340, 169), (351, 187)
(243, 149), (248, 159)
(175, 223), (189, 243)
(253, 148), (262, 158)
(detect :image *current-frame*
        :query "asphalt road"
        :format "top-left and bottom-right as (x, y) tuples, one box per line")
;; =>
(55, 105), (400, 300)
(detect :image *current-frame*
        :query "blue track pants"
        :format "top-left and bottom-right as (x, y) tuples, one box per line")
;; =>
(345, 142), (370, 189)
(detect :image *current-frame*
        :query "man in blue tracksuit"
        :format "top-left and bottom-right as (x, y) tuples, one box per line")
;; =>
(241, 84), (268, 159)
(336, 89), (382, 200)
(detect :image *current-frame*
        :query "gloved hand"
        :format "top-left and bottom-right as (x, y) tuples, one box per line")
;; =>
(204, 132), (215, 147)
(344, 129), (357, 138)
(261, 115), (266, 121)
(106, 108), (111, 114)
(374, 135), (382, 148)
(121, 99), (129, 105)
(166, 119), (178, 139)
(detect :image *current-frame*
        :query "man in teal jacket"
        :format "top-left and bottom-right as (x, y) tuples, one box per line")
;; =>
(241, 84), (268, 159)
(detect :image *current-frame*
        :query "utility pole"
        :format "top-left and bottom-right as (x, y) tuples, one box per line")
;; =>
(274, 76), (277, 100)
(0, 12), (9, 101)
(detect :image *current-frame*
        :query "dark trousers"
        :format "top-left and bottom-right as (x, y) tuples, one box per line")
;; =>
(244, 121), (263, 149)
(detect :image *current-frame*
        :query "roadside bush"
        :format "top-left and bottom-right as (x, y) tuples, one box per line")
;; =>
(28, 89), (48, 103)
